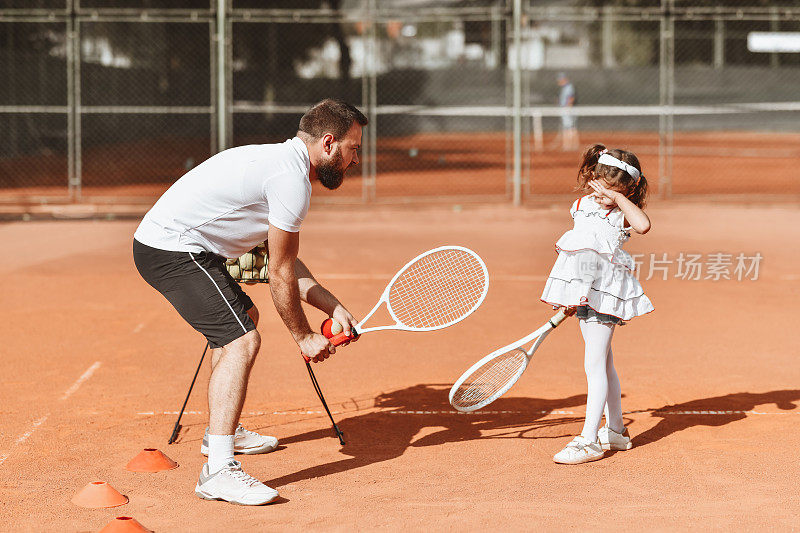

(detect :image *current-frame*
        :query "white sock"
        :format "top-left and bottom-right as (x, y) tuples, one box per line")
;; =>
(207, 434), (235, 473)
(579, 319), (615, 442)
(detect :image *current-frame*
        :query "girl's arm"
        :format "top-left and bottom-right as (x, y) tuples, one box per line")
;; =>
(588, 180), (651, 234)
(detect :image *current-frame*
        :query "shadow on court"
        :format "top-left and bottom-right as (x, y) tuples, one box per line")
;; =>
(263, 383), (586, 488)
(631, 389), (800, 448)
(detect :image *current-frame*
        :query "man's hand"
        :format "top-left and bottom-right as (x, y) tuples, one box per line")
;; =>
(331, 304), (358, 339)
(298, 332), (335, 363)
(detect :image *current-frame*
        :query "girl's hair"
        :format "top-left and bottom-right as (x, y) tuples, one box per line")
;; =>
(577, 143), (649, 208)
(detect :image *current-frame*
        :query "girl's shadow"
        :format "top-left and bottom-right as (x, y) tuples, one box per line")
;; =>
(632, 389), (800, 447)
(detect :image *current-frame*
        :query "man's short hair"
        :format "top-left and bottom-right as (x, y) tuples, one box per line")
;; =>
(298, 99), (368, 140)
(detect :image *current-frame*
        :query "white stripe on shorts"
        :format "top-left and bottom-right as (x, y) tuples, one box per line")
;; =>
(189, 252), (247, 334)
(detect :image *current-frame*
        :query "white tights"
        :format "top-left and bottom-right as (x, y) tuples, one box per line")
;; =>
(579, 319), (624, 442)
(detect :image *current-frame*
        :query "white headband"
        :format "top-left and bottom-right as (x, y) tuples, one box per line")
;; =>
(598, 152), (641, 183)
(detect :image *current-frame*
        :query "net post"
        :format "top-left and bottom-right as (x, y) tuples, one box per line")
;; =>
(532, 110), (543, 152)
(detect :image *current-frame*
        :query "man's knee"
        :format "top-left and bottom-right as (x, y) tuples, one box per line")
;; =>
(243, 329), (261, 358)
(225, 329), (260, 365)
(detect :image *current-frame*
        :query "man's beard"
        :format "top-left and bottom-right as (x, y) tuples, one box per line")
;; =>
(317, 148), (346, 190)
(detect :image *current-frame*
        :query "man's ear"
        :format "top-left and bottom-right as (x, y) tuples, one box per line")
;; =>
(321, 133), (335, 154)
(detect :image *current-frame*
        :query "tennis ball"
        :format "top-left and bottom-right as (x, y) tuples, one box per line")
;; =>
(225, 257), (238, 266)
(322, 318), (343, 337)
(254, 255), (266, 270)
(227, 263), (241, 279)
(259, 265), (268, 280)
(239, 253), (255, 270)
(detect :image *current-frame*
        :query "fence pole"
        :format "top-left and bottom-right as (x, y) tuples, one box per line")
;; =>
(658, 0), (674, 200)
(713, 16), (724, 70)
(216, 0), (227, 151)
(73, 7), (83, 202)
(209, 18), (217, 155)
(602, 6), (615, 68)
(369, 0), (377, 202)
(666, 3), (674, 199)
(512, 0), (522, 206)
(67, 1), (77, 201)
(361, 16), (370, 204)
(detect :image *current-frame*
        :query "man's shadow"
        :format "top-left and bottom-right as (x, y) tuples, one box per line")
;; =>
(262, 384), (586, 488)
(632, 390), (800, 447)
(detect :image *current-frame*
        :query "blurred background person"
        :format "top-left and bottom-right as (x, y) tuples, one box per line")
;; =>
(557, 72), (579, 151)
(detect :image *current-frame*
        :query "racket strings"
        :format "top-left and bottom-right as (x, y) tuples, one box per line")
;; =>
(388, 249), (486, 329)
(450, 349), (528, 408)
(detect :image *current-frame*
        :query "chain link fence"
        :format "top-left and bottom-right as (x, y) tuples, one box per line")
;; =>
(1, 0), (799, 207)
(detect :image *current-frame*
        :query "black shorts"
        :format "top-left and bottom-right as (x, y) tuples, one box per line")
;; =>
(133, 239), (256, 348)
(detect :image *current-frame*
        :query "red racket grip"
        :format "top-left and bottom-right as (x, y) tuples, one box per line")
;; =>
(320, 318), (360, 346)
(327, 330), (359, 346)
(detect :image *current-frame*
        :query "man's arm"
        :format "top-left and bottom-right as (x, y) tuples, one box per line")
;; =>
(267, 226), (333, 362)
(295, 259), (358, 338)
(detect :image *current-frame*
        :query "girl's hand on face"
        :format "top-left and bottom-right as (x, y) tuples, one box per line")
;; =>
(588, 179), (621, 203)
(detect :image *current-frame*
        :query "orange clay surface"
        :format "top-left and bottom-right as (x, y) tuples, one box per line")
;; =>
(1, 202), (799, 531)
(2, 131), (799, 204)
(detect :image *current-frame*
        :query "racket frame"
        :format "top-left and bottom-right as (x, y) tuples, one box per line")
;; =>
(448, 308), (570, 412)
(327, 245), (489, 345)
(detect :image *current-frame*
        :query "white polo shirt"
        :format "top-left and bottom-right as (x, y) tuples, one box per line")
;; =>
(134, 137), (311, 259)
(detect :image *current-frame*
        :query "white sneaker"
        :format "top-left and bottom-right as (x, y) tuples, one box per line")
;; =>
(195, 461), (279, 505)
(598, 425), (633, 451)
(201, 425), (279, 456)
(553, 436), (605, 465)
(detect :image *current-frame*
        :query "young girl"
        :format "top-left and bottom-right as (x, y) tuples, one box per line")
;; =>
(541, 144), (654, 465)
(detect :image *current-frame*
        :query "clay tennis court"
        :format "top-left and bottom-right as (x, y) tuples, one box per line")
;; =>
(2, 129), (800, 206)
(2, 198), (798, 530)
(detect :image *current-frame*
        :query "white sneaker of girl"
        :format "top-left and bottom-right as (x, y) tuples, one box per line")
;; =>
(553, 436), (605, 464)
(597, 425), (633, 451)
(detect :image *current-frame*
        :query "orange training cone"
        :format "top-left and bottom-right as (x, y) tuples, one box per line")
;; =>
(125, 448), (178, 472)
(99, 516), (151, 532)
(72, 481), (128, 508)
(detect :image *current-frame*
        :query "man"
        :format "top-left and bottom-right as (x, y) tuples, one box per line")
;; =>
(557, 72), (578, 151)
(133, 99), (367, 505)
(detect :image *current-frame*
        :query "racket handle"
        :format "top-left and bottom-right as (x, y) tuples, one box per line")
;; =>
(549, 308), (571, 327)
(327, 329), (359, 346)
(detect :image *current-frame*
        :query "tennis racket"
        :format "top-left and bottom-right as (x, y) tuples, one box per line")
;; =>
(323, 245), (489, 346)
(448, 308), (573, 412)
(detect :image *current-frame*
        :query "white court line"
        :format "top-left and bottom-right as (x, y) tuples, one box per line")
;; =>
(318, 273), (547, 282)
(1, 362), (102, 467)
(135, 408), (797, 417)
(325, 273), (794, 283)
(61, 361), (102, 401)
(0, 415), (49, 467)
(15, 415), (49, 443)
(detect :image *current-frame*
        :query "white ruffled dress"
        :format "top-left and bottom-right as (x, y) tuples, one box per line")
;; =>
(540, 194), (654, 321)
